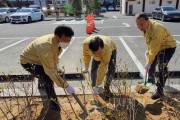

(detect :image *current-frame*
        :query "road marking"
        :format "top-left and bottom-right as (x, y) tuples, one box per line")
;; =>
(113, 16), (117, 19)
(119, 36), (144, 77)
(0, 38), (29, 52)
(53, 20), (104, 24)
(176, 40), (180, 44)
(0, 35), (180, 39)
(97, 22), (130, 29)
(122, 22), (130, 27)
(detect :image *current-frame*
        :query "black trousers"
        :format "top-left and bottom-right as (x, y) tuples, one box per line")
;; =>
(148, 47), (176, 88)
(21, 63), (57, 100)
(91, 50), (117, 88)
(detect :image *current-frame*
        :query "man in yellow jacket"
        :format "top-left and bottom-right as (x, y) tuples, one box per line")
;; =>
(20, 25), (75, 111)
(82, 35), (116, 101)
(135, 13), (176, 100)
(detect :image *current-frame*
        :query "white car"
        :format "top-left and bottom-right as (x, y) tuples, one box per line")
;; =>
(0, 8), (17, 23)
(9, 8), (45, 23)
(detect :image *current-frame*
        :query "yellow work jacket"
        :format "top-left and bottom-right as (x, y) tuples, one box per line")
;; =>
(83, 35), (116, 86)
(20, 34), (68, 88)
(143, 20), (176, 64)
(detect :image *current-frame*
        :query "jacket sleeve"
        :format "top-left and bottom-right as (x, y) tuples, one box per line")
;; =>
(35, 45), (68, 88)
(147, 28), (162, 64)
(83, 43), (91, 69)
(96, 48), (112, 86)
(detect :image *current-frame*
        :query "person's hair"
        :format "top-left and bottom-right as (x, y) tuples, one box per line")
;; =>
(135, 12), (149, 21)
(89, 37), (104, 52)
(54, 25), (74, 37)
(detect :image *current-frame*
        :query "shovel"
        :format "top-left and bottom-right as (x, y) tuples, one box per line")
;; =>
(59, 69), (89, 116)
(72, 93), (89, 116)
(135, 69), (150, 94)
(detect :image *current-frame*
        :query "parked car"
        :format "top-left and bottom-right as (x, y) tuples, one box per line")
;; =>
(9, 8), (45, 23)
(152, 6), (180, 21)
(115, 5), (120, 11)
(29, 5), (41, 10)
(101, 6), (107, 13)
(108, 6), (114, 11)
(0, 8), (17, 23)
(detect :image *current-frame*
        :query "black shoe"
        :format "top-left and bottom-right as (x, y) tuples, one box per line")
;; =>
(49, 100), (60, 111)
(151, 90), (164, 100)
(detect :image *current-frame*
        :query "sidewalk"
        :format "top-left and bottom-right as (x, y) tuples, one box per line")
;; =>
(0, 78), (179, 97)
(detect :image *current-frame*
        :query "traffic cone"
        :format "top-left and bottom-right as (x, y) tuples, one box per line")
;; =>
(90, 14), (95, 31)
(86, 15), (92, 34)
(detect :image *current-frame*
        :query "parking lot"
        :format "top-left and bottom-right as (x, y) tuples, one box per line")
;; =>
(0, 12), (180, 77)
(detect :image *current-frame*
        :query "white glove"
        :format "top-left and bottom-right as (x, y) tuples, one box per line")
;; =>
(145, 51), (149, 57)
(57, 69), (64, 76)
(93, 86), (99, 95)
(82, 68), (89, 74)
(145, 64), (151, 70)
(66, 85), (75, 95)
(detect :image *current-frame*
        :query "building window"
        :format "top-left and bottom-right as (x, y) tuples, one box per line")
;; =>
(166, 1), (172, 4)
(47, 1), (52, 4)
(56, 1), (60, 4)
(149, 1), (155, 4)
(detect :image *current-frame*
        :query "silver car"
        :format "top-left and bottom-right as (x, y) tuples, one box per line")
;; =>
(0, 8), (17, 23)
(9, 8), (45, 24)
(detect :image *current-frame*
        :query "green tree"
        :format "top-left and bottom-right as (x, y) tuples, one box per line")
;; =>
(93, 0), (100, 9)
(72, 0), (82, 15)
(64, 2), (74, 16)
(84, 0), (93, 15)
(0, 0), (8, 7)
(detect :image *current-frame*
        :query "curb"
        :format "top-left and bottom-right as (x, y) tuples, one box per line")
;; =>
(0, 71), (180, 81)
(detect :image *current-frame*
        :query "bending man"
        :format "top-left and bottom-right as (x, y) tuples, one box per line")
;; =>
(82, 35), (116, 101)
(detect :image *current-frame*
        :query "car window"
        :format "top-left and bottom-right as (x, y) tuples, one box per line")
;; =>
(0, 8), (8, 13)
(34, 9), (40, 12)
(8, 8), (17, 12)
(163, 7), (176, 11)
(17, 9), (32, 12)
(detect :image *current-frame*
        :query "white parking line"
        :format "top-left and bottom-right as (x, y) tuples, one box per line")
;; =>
(119, 37), (144, 77)
(113, 16), (117, 19)
(176, 40), (180, 44)
(97, 23), (130, 29)
(0, 38), (29, 52)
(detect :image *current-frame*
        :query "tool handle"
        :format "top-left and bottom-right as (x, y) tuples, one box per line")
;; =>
(72, 93), (89, 116)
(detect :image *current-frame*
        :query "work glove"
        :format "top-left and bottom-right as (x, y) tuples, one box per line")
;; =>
(144, 64), (151, 77)
(66, 85), (75, 95)
(145, 51), (149, 57)
(82, 68), (89, 74)
(57, 69), (64, 76)
(145, 64), (151, 70)
(93, 86), (100, 95)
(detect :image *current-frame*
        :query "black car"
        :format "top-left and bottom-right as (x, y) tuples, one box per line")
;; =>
(152, 6), (180, 21)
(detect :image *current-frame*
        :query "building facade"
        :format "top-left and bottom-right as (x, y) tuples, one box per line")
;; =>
(7, 0), (68, 8)
(121, 0), (180, 15)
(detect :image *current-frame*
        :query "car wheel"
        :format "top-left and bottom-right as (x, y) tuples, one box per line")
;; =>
(161, 15), (165, 21)
(152, 14), (155, 19)
(41, 15), (44, 21)
(28, 16), (32, 23)
(5, 17), (10, 23)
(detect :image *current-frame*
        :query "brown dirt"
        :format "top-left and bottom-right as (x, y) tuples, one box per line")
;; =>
(0, 93), (179, 120)
(135, 84), (149, 94)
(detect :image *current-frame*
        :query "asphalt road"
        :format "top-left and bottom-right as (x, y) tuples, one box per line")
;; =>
(0, 11), (180, 77)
